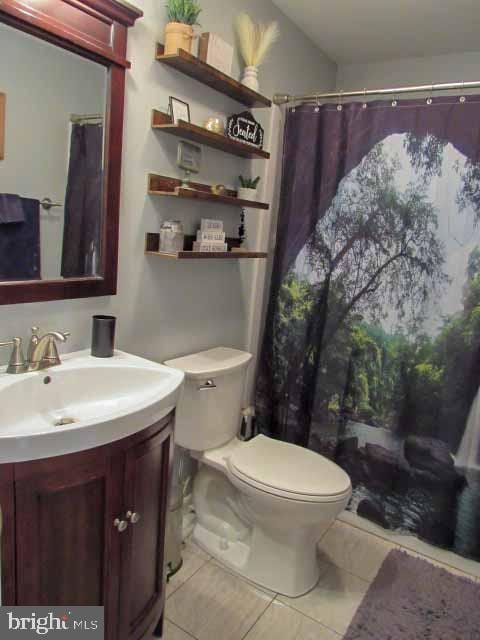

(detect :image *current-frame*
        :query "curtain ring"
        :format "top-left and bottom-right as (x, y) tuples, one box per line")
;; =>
(362, 88), (368, 109)
(337, 89), (344, 111)
(315, 93), (320, 112)
(426, 83), (433, 105)
(460, 81), (466, 103)
(391, 93), (398, 107)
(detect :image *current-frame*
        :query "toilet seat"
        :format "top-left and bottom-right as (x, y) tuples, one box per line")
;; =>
(227, 435), (351, 503)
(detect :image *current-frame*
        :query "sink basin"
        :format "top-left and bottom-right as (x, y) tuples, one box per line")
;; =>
(0, 350), (184, 463)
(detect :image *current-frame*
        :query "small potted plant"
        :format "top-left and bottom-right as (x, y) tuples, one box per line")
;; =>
(164, 0), (201, 56)
(238, 175), (260, 201)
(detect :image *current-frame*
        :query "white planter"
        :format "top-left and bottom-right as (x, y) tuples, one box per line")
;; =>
(238, 187), (258, 202)
(241, 66), (259, 92)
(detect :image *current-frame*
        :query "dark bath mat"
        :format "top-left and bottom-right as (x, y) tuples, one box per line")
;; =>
(344, 549), (480, 640)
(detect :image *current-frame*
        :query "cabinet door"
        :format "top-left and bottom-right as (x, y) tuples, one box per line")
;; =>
(14, 449), (124, 640)
(0, 464), (15, 606)
(119, 421), (173, 640)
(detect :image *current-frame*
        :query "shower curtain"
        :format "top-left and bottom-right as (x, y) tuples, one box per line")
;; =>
(256, 96), (480, 561)
(61, 123), (103, 278)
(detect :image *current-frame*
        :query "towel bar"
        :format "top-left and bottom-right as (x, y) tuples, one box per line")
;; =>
(40, 198), (62, 211)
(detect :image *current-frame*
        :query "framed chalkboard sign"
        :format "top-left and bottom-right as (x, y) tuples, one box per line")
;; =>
(227, 111), (264, 149)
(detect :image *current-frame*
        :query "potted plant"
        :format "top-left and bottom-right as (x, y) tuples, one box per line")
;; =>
(164, 0), (201, 55)
(238, 175), (260, 201)
(235, 13), (279, 92)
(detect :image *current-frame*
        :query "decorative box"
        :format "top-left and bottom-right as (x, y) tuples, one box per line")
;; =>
(198, 33), (234, 77)
(200, 218), (224, 232)
(193, 241), (228, 252)
(196, 230), (226, 242)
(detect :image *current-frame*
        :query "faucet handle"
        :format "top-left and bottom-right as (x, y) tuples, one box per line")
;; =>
(0, 337), (26, 374)
(27, 326), (40, 362)
(42, 332), (70, 366)
(44, 336), (61, 365)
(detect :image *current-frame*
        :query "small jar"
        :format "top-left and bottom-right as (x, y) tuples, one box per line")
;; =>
(160, 220), (184, 252)
(204, 117), (225, 135)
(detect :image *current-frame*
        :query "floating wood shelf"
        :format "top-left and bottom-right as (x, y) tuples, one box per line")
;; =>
(151, 110), (270, 160)
(145, 233), (267, 260)
(155, 43), (272, 109)
(148, 174), (270, 210)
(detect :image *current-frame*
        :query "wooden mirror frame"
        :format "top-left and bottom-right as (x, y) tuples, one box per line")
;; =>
(0, 0), (142, 305)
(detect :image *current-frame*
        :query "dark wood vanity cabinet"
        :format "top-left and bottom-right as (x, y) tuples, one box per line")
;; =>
(1, 414), (174, 640)
(120, 430), (172, 640)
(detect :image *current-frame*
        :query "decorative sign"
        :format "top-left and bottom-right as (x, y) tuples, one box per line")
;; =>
(226, 111), (264, 149)
(177, 141), (202, 173)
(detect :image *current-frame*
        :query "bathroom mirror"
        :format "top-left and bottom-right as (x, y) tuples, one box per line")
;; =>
(0, 0), (142, 305)
(0, 22), (107, 283)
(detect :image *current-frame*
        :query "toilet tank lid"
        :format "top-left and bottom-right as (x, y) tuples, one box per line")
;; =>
(164, 347), (252, 380)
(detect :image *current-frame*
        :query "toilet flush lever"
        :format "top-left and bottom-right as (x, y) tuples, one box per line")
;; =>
(198, 379), (217, 391)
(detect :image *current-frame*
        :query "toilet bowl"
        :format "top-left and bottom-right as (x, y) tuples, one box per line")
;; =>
(165, 347), (352, 597)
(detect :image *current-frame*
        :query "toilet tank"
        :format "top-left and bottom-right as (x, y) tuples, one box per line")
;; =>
(165, 347), (253, 451)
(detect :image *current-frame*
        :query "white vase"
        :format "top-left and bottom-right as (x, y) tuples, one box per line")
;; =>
(238, 187), (257, 202)
(241, 66), (259, 92)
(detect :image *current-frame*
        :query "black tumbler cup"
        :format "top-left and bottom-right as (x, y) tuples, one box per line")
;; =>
(91, 315), (116, 358)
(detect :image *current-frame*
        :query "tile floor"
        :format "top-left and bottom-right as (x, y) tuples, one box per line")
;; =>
(156, 517), (480, 640)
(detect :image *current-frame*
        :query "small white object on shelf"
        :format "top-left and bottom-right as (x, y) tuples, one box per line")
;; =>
(241, 66), (259, 92)
(238, 187), (258, 202)
(196, 230), (226, 242)
(200, 218), (223, 232)
(198, 33), (234, 77)
(193, 241), (228, 252)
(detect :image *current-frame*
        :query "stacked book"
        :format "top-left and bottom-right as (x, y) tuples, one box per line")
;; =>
(193, 219), (228, 252)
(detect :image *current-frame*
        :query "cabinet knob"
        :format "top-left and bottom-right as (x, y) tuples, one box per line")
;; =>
(126, 510), (141, 524)
(114, 518), (129, 532)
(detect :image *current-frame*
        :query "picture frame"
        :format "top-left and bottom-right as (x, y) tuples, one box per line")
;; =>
(169, 96), (191, 125)
(177, 141), (202, 173)
(0, 93), (5, 160)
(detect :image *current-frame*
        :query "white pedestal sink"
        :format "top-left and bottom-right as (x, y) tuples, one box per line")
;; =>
(0, 350), (185, 463)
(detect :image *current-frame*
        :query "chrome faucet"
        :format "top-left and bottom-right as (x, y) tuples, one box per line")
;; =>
(26, 329), (70, 372)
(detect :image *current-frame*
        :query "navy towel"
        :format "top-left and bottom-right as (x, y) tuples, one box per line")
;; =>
(0, 194), (25, 224)
(0, 197), (40, 281)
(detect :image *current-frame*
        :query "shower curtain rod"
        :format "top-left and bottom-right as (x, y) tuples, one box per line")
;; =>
(70, 113), (104, 123)
(273, 80), (480, 106)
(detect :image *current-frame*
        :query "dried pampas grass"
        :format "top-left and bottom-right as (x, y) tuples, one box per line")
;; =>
(235, 13), (279, 67)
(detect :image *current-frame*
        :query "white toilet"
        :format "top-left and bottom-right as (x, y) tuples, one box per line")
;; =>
(165, 347), (352, 597)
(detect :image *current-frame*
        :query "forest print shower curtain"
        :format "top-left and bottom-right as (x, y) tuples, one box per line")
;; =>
(257, 97), (480, 561)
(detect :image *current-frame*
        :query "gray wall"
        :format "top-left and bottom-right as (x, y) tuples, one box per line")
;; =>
(337, 51), (480, 89)
(0, 0), (335, 365)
